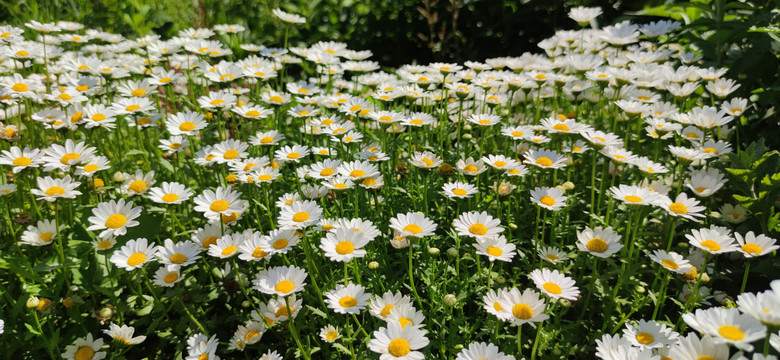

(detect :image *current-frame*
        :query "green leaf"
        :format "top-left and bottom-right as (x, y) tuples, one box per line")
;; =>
(24, 323), (41, 335)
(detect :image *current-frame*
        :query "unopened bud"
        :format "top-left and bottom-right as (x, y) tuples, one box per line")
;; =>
(495, 276), (506, 284)
(447, 247), (458, 258)
(428, 247), (440, 255)
(443, 294), (457, 307)
(26, 297), (40, 309)
(368, 261), (379, 269)
(242, 300), (251, 308)
(563, 181), (575, 190)
(99, 306), (114, 319)
(555, 185), (566, 193)
(462, 133), (473, 140)
(112, 171), (127, 182)
(635, 285), (646, 293)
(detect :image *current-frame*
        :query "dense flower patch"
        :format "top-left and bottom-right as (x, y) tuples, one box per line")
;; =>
(0, 6), (778, 360)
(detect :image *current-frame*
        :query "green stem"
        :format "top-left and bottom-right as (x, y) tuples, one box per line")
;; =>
(740, 261), (751, 294)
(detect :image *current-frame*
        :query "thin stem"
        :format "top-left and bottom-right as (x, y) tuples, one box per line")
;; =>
(740, 261), (751, 294)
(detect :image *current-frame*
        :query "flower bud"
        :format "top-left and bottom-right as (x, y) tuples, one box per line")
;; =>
(462, 133), (473, 140)
(558, 299), (571, 308)
(443, 294), (457, 307)
(563, 181), (575, 190)
(242, 300), (251, 308)
(368, 261), (379, 269)
(99, 306), (115, 319)
(555, 185), (566, 193)
(495, 276), (506, 284)
(428, 247), (440, 255)
(112, 171), (127, 182)
(447, 247), (458, 258)
(26, 296), (40, 309)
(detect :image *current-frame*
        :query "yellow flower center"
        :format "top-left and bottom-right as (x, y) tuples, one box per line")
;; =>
(463, 165), (478, 173)
(403, 224), (422, 234)
(350, 170), (366, 178)
(179, 122), (196, 132)
(45, 186), (65, 197)
(105, 214), (127, 229)
(39, 232), (54, 243)
(452, 188), (467, 196)
(624, 195), (643, 203)
(486, 246), (503, 257)
(126, 104), (141, 112)
(381, 305), (394, 317)
(12, 83), (29, 92)
(210, 200), (229, 212)
(512, 303), (533, 319)
(540, 196), (556, 206)
(61, 152), (81, 165)
(635, 332), (655, 345)
(260, 136), (274, 144)
(717, 325), (744, 341)
(257, 174), (273, 181)
(244, 330), (260, 341)
(553, 124), (570, 131)
(669, 203), (688, 214)
(128, 180), (147, 193)
(127, 252), (147, 267)
(543, 282), (562, 294)
(661, 259), (679, 270)
(221, 246), (238, 256)
(494, 161), (507, 167)
(339, 296), (357, 308)
(536, 157), (553, 167)
(252, 247), (269, 258)
(702, 147), (718, 154)
(469, 223), (488, 236)
(388, 338), (411, 357)
(74, 346), (95, 360)
(287, 152), (301, 159)
(131, 89), (146, 97)
(159, 77), (172, 83)
(210, 99), (226, 105)
(741, 243), (762, 255)
(700, 240), (721, 252)
(326, 331), (338, 340)
(164, 272), (179, 283)
(275, 280), (295, 294)
(292, 211), (310, 223)
(269, 95), (284, 103)
(336, 241), (355, 255)
(223, 149), (239, 159)
(202, 236), (218, 248)
(586, 238), (608, 253)
(273, 238), (289, 249)
(421, 158), (434, 167)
